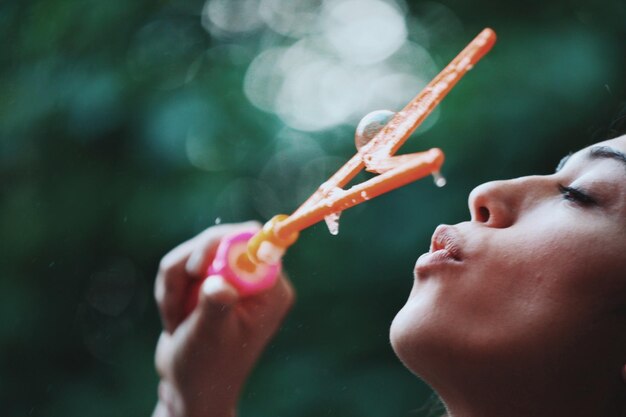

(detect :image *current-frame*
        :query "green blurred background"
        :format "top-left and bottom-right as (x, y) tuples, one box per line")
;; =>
(1, 0), (625, 416)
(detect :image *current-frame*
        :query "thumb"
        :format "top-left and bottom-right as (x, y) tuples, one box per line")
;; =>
(168, 276), (241, 364)
(196, 275), (240, 320)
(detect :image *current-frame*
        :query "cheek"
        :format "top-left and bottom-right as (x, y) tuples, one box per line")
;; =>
(390, 219), (626, 375)
(463, 224), (626, 350)
(527, 224), (624, 302)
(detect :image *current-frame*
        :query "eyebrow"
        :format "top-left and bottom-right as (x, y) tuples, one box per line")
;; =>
(588, 146), (626, 172)
(555, 146), (626, 173)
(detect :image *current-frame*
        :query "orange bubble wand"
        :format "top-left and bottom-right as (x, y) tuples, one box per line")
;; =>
(188, 28), (496, 306)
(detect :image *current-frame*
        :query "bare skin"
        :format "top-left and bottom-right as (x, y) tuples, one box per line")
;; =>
(152, 222), (294, 417)
(391, 135), (626, 416)
(153, 135), (626, 417)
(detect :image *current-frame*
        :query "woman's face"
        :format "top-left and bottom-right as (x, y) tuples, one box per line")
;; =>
(390, 135), (626, 387)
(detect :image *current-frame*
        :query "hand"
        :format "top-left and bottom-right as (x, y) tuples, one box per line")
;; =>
(152, 222), (295, 417)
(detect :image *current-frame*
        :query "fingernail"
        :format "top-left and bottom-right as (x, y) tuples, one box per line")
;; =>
(201, 275), (225, 295)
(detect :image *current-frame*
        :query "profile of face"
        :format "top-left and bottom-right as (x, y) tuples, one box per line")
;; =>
(390, 135), (626, 411)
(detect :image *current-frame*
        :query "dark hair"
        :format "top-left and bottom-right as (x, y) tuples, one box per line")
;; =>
(607, 103), (626, 139)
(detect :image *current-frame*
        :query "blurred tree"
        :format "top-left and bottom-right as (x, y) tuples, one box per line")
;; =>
(0, 0), (624, 416)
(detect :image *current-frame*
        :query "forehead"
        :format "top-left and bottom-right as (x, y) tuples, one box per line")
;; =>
(565, 135), (626, 172)
(588, 135), (626, 153)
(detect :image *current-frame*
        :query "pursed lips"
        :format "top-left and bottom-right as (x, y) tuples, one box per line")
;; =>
(430, 225), (464, 261)
(414, 224), (465, 276)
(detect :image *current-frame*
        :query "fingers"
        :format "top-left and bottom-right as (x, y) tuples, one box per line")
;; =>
(186, 273), (294, 345)
(237, 273), (296, 331)
(152, 401), (168, 417)
(165, 276), (241, 365)
(185, 221), (261, 277)
(154, 274), (296, 399)
(155, 221), (261, 334)
(155, 239), (198, 334)
(155, 331), (173, 379)
(179, 273), (292, 344)
(194, 275), (240, 324)
(153, 222), (296, 417)
(265, 273), (296, 316)
(200, 275), (240, 305)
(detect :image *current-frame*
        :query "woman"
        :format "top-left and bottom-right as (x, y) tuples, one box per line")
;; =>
(152, 133), (626, 417)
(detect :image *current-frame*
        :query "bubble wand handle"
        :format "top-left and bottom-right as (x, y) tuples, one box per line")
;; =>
(197, 28), (496, 301)
(274, 27), (497, 239)
(360, 27), (496, 160)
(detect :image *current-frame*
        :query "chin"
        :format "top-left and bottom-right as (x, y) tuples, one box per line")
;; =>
(389, 311), (417, 374)
(389, 294), (467, 383)
(389, 301), (434, 375)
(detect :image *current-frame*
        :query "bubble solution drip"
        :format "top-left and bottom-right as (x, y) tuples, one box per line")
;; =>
(432, 171), (447, 188)
(324, 211), (341, 236)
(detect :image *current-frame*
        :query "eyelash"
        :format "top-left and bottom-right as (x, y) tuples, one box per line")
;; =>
(558, 184), (596, 206)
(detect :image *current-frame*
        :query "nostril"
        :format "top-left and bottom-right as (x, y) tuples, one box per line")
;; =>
(478, 206), (490, 223)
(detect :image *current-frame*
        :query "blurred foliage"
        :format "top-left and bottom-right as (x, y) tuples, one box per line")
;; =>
(1, 0), (625, 416)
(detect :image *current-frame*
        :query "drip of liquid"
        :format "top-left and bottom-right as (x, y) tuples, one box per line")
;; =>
(432, 171), (447, 188)
(354, 109), (396, 151)
(324, 211), (342, 236)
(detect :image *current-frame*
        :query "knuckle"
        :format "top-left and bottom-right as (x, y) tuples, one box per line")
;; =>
(242, 220), (262, 229)
(155, 355), (165, 378)
(154, 334), (169, 376)
(158, 252), (178, 274)
(154, 280), (164, 305)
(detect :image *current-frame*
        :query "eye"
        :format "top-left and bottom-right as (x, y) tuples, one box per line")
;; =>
(558, 184), (597, 206)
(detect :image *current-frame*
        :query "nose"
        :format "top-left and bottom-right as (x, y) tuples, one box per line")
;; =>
(468, 176), (543, 228)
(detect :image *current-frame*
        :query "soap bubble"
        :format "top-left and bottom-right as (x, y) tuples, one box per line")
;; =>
(354, 109), (396, 151)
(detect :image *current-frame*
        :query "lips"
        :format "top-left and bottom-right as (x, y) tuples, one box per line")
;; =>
(430, 225), (463, 261)
(414, 225), (463, 274)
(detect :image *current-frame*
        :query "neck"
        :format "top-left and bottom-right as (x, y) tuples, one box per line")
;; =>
(425, 361), (624, 417)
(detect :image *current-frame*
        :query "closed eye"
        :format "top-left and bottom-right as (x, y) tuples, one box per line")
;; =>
(558, 184), (596, 206)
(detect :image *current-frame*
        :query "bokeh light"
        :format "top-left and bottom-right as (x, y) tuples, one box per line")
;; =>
(2, 0), (625, 416)
(321, 0), (407, 65)
(127, 18), (206, 89)
(242, 0), (440, 132)
(202, 0), (264, 36)
(258, 0), (322, 38)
